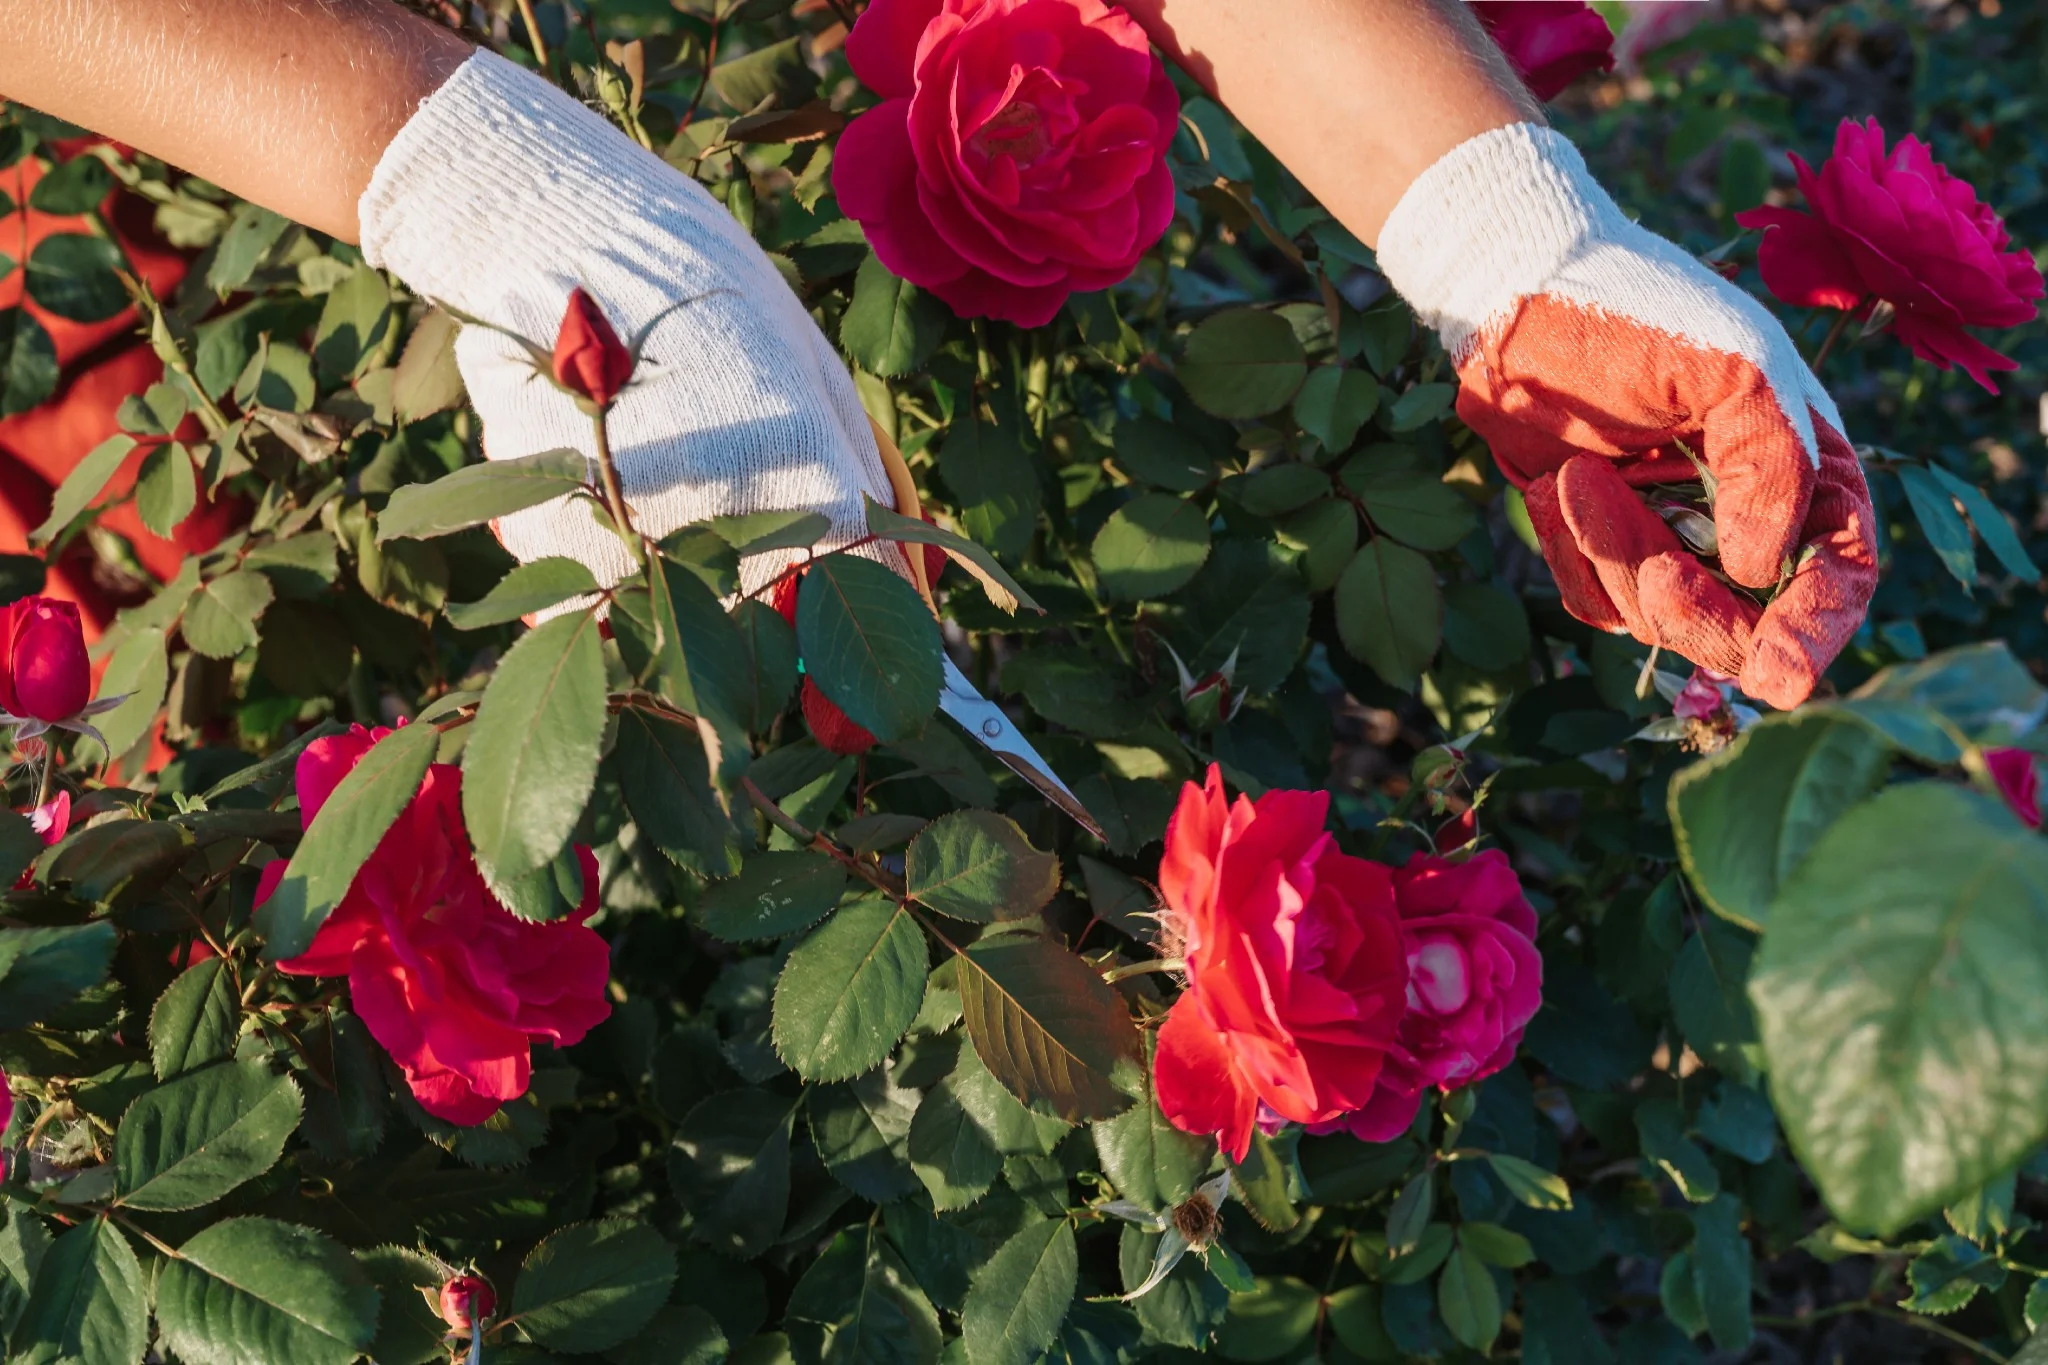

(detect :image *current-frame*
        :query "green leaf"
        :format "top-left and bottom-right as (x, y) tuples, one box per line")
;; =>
(0, 308), (58, 416)
(513, 1220), (677, 1353)
(1486, 1154), (1571, 1211)
(907, 812), (1059, 924)
(1386, 383), (1454, 431)
(735, 598), (799, 731)
(1278, 500), (1359, 592)
(32, 434), (134, 542)
(182, 568), (275, 659)
(1324, 1284), (1397, 1360)
(960, 1219), (1078, 1365)
(464, 610), (608, 887)
(1751, 784), (2048, 1234)
(659, 524), (742, 597)
(29, 157), (112, 214)
(135, 442), (197, 538)
(772, 896), (928, 1082)
(1092, 495), (1212, 602)
(613, 560), (751, 751)
(787, 1225), (943, 1365)
(1441, 582), (1530, 671)
(113, 1061), (302, 1212)
(312, 265), (392, 381)
(447, 557), (599, 630)
(1225, 464), (1329, 517)
(1900, 1235), (2005, 1315)
(1217, 1277), (1320, 1362)
(1334, 538), (1440, 690)
(940, 414), (1041, 561)
(24, 234), (127, 323)
(1112, 416), (1216, 492)
(1385, 1173), (1434, 1254)
(206, 203), (292, 294)
(11, 1219), (147, 1365)
(865, 498), (1039, 615)
(1688, 1196), (1752, 1352)
(1928, 463), (2039, 582)
(1177, 309), (1306, 419)
(1669, 712), (1890, 930)
(392, 307), (465, 423)
(1670, 921), (1762, 1080)
(358, 1246), (451, 1365)
(1898, 463), (1978, 589)
(377, 448), (590, 542)
(149, 958), (239, 1079)
(0, 923), (117, 1029)
(710, 36), (816, 111)
(796, 553), (942, 743)
(1090, 1030), (1210, 1210)
(953, 1044), (1071, 1156)
(1350, 470), (1477, 551)
(614, 707), (749, 879)
(1634, 1098), (1719, 1203)
(706, 509), (833, 557)
(699, 851), (844, 942)
(608, 1305), (728, 1365)
(1459, 1222), (1534, 1269)
(1835, 641), (2047, 764)
(841, 256), (949, 378)
(0, 811), (40, 889)
(957, 933), (1139, 1122)
(257, 721), (437, 960)
(809, 1066), (923, 1203)
(1292, 365), (1379, 454)
(1117, 1225), (1226, 1348)
(155, 1218), (377, 1365)
(670, 1089), (795, 1259)
(1437, 1242), (1501, 1354)
(906, 1068), (1003, 1210)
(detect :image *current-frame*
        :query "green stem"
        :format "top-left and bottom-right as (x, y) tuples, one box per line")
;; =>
(1809, 300), (1865, 375)
(1101, 958), (1184, 984)
(589, 410), (642, 562)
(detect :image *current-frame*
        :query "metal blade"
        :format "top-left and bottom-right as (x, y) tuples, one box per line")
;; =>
(938, 658), (1105, 841)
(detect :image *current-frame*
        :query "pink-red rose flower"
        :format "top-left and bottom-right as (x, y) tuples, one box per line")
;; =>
(15, 791), (69, 889)
(1987, 747), (2042, 829)
(1736, 118), (2045, 393)
(1469, 2), (1615, 102)
(552, 287), (634, 410)
(1318, 850), (1542, 1143)
(1152, 765), (1408, 1161)
(438, 1274), (497, 1331)
(835, 0), (1180, 327)
(257, 724), (612, 1124)
(0, 596), (90, 723)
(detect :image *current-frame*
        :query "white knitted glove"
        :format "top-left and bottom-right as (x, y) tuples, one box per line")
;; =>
(1374, 123), (1877, 709)
(358, 49), (894, 592)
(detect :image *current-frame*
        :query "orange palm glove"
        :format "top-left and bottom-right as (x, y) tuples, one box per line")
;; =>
(1376, 125), (1878, 709)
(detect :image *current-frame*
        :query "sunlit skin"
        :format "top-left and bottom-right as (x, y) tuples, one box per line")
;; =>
(0, 0), (1535, 249)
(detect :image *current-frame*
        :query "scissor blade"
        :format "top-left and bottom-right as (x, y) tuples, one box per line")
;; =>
(938, 658), (1105, 841)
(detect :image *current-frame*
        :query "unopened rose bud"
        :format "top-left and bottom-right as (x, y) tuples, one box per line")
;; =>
(0, 596), (91, 724)
(552, 287), (634, 411)
(1180, 672), (1233, 732)
(438, 1274), (496, 1332)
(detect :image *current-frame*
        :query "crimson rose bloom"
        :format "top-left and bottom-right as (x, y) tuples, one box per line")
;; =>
(1986, 747), (2042, 829)
(1153, 766), (1407, 1161)
(257, 724), (612, 1124)
(835, 0), (1180, 327)
(1470, 2), (1615, 102)
(0, 596), (90, 723)
(1736, 118), (2046, 393)
(1318, 850), (1542, 1143)
(553, 287), (634, 410)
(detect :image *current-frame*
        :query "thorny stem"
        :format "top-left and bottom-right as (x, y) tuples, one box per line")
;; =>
(1101, 957), (1183, 984)
(32, 751), (53, 811)
(1809, 300), (1866, 375)
(589, 410), (641, 556)
(679, 20), (722, 130)
(1754, 1303), (2008, 1364)
(738, 775), (904, 899)
(514, 0), (550, 71)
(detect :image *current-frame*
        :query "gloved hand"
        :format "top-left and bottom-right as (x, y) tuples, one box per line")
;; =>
(357, 49), (900, 594)
(1375, 123), (1878, 710)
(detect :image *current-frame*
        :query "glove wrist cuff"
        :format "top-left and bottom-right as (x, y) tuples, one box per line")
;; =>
(1376, 122), (1631, 359)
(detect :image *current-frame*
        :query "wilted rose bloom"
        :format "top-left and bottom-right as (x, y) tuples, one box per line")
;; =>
(1319, 850), (1542, 1143)
(1153, 766), (1408, 1161)
(0, 596), (91, 724)
(1671, 667), (1726, 722)
(552, 287), (634, 410)
(1469, 1), (1616, 102)
(258, 724), (612, 1124)
(438, 1274), (497, 1331)
(1736, 118), (2046, 393)
(1986, 747), (2041, 829)
(835, 0), (1180, 326)
(15, 791), (70, 889)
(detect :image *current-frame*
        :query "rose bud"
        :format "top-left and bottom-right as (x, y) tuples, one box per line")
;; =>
(0, 596), (91, 724)
(552, 287), (634, 411)
(1166, 643), (1244, 732)
(438, 1274), (497, 1332)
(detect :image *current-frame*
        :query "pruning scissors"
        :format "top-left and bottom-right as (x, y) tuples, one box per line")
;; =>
(870, 416), (1104, 842)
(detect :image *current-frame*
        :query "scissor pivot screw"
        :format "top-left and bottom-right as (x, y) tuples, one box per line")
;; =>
(981, 718), (1002, 737)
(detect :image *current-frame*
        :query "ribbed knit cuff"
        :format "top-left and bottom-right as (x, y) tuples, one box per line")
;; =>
(1376, 123), (1628, 357)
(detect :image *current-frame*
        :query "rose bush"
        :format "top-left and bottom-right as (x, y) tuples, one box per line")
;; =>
(0, 2), (2042, 1363)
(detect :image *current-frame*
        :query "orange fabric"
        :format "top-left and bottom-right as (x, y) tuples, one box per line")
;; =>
(1456, 296), (1878, 708)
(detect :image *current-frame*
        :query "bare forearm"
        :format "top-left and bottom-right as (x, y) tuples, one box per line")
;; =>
(0, 0), (469, 241)
(1124, 0), (1539, 246)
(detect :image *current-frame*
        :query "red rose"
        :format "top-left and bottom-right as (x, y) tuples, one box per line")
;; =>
(835, 0), (1180, 327)
(552, 287), (634, 410)
(0, 596), (90, 723)
(1316, 850), (1541, 1142)
(1152, 765), (1408, 1161)
(257, 724), (612, 1124)
(1736, 118), (2046, 393)
(438, 1274), (497, 1332)
(1986, 747), (2042, 829)
(1469, 1), (1615, 102)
